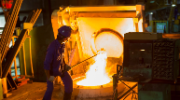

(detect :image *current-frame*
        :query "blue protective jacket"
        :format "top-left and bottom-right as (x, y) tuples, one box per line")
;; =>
(44, 39), (65, 76)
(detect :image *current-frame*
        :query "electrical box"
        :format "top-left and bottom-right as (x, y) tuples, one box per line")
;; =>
(123, 32), (180, 81)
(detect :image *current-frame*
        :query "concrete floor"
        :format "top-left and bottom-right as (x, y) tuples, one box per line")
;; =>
(3, 81), (179, 100)
(1, 81), (136, 100)
(2, 82), (64, 100)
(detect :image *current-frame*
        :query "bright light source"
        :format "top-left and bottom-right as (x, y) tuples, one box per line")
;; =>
(172, 4), (176, 7)
(140, 49), (145, 51)
(150, 12), (153, 15)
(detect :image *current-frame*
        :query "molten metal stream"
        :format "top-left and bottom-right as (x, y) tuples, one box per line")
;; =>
(77, 51), (111, 86)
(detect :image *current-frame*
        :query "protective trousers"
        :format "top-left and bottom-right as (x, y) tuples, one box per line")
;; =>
(43, 72), (73, 100)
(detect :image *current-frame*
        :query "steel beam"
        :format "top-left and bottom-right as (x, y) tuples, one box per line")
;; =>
(2, 9), (42, 78)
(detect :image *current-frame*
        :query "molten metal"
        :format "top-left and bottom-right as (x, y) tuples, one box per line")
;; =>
(77, 51), (111, 86)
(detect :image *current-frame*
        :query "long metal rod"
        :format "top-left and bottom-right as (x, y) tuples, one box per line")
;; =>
(69, 54), (98, 71)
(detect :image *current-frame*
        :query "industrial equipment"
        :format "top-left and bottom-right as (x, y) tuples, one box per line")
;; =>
(0, 3), (41, 98)
(123, 32), (179, 82)
(111, 32), (179, 100)
(51, 4), (145, 72)
(51, 3), (180, 99)
(51, 4), (144, 100)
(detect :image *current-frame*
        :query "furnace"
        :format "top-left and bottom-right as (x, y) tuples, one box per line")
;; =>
(51, 5), (143, 100)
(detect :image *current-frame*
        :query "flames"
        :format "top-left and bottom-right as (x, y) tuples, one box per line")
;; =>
(76, 51), (111, 86)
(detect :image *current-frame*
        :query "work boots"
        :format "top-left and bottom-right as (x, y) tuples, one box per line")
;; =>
(63, 92), (72, 100)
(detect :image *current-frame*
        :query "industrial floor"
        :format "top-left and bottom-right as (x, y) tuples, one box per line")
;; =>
(2, 82), (180, 100)
(2, 82), (65, 100)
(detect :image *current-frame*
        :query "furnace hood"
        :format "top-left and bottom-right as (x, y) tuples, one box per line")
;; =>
(51, 5), (145, 59)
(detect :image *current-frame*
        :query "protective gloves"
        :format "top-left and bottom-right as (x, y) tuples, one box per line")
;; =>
(65, 64), (71, 71)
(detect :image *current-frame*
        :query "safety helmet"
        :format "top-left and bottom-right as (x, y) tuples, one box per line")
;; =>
(57, 26), (72, 38)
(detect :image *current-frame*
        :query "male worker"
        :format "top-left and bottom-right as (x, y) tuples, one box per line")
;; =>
(43, 26), (73, 100)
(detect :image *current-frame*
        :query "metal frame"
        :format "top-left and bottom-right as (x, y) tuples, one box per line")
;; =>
(112, 65), (138, 100)
(9, 33), (34, 79)
(2, 9), (42, 78)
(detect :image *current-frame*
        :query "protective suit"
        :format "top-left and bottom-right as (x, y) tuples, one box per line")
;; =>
(43, 26), (73, 100)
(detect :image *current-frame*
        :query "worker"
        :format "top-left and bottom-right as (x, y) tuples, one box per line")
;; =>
(43, 25), (73, 100)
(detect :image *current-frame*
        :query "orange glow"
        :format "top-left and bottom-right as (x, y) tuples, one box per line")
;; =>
(77, 51), (111, 86)
(138, 18), (143, 32)
(77, 18), (136, 58)
(95, 32), (123, 58)
(69, 6), (136, 12)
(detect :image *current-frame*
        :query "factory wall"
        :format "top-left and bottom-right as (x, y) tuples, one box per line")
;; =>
(29, 24), (54, 82)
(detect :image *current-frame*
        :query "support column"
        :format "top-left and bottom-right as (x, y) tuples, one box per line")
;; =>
(42, 0), (52, 25)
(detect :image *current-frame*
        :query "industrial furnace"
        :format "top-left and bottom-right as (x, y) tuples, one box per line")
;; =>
(51, 5), (144, 100)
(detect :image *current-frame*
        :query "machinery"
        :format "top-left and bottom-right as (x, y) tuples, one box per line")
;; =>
(51, 4), (145, 73)
(50, 4), (180, 100)
(51, 5), (144, 100)
(123, 32), (179, 82)
(113, 32), (180, 100)
(51, 4), (180, 100)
